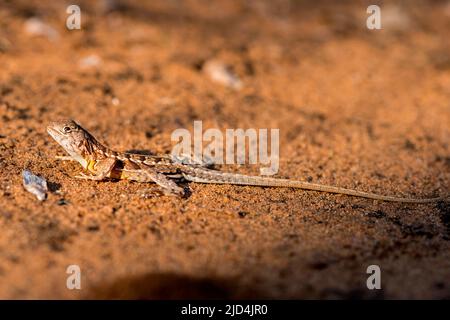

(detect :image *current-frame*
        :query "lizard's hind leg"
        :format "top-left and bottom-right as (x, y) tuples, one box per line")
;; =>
(133, 165), (186, 196)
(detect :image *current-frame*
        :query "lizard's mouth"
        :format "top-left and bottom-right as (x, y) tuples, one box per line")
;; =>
(47, 126), (61, 138)
(47, 126), (57, 139)
(46, 126), (66, 148)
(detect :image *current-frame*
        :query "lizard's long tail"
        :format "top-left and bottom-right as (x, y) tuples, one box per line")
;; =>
(182, 168), (448, 203)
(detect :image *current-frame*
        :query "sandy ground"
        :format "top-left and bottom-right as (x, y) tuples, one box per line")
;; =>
(0, 0), (449, 299)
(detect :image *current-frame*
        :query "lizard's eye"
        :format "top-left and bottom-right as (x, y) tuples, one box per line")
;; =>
(63, 126), (72, 133)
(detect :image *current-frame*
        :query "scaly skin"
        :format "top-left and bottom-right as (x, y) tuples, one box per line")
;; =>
(47, 119), (448, 203)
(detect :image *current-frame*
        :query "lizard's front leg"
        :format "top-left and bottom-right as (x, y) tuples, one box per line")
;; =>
(75, 158), (117, 181)
(55, 156), (77, 161)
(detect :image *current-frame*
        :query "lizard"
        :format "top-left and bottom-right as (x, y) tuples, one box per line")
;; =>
(47, 119), (449, 203)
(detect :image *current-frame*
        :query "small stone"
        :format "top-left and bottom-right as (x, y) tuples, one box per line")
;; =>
(203, 59), (242, 90)
(87, 223), (100, 232)
(57, 199), (69, 206)
(22, 170), (48, 201)
(238, 211), (248, 218)
(111, 97), (120, 106)
(24, 18), (59, 41)
(79, 54), (102, 69)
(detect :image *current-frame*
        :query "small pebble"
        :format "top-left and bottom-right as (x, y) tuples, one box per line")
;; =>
(24, 18), (59, 41)
(203, 59), (242, 90)
(111, 97), (120, 106)
(57, 199), (69, 206)
(238, 211), (248, 218)
(22, 170), (48, 201)
(79, 54), (102, 69)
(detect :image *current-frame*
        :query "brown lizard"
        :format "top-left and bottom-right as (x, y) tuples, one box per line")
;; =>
(47, 119), (448, 203)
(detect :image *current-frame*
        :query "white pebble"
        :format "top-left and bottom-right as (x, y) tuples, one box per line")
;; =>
(79, 54), (102, 69)
(203, 59), (242, 90)
(24, 18), (59, 41)
(22, 170), (48, 201)
(111, 97), (120, 106)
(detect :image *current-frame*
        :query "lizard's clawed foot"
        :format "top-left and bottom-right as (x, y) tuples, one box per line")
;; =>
(165, 186), (186, 197)
(74, 172), (105, 181)
(139, 186), (187, 198)
(157, 185), (188, 197)
(138, 187), (165, 198)
(55, 156), (76, 161)
(74, 172), (91, 180)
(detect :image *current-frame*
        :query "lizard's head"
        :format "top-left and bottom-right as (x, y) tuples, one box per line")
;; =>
(47, 119), (99, 168)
